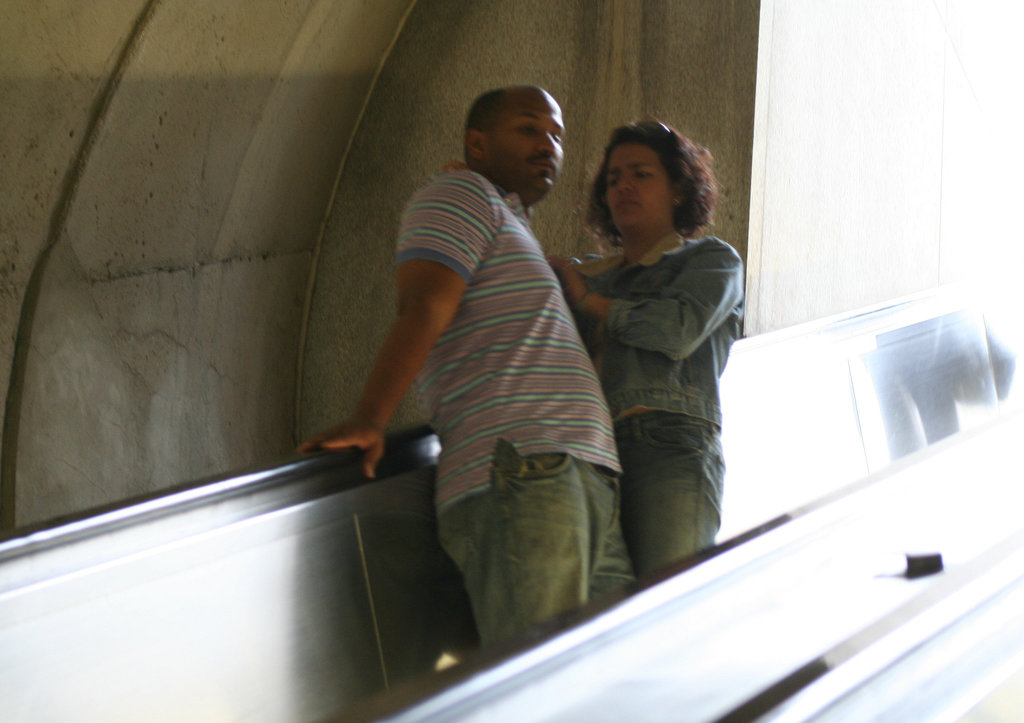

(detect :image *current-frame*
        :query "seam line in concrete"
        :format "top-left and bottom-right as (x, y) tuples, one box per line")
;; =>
(1, 0), (165, 531)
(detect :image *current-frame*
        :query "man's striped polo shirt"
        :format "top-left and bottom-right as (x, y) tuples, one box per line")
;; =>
(396, 170), (620, 510)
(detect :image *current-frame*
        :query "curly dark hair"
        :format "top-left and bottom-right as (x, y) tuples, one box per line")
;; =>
(586, 121), (719, 243)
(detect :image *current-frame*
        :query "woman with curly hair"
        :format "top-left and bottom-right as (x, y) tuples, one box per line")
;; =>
(551, 121), (745, 577)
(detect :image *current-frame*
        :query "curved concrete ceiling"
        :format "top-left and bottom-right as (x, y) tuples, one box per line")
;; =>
(1, 0), (419, 527)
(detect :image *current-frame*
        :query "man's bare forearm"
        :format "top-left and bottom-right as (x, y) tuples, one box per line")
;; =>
(297, 259), (465, 475)
(352, 302), (451, 429)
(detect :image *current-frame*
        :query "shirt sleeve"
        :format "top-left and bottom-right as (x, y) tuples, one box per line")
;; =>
(396, 171), (499, 282)
(604, 240), (744, 360)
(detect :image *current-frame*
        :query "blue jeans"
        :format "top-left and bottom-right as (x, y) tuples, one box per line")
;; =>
(615, 411), (724, 577)
(437, 439), (635, 647)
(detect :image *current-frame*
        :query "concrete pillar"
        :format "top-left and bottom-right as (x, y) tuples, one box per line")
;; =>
(746, 0), (1024, 334)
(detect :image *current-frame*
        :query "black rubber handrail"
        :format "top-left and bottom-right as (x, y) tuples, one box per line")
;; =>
(0, 424), (438, 557)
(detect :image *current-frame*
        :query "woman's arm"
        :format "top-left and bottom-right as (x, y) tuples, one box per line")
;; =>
(600, 243), (744, 360)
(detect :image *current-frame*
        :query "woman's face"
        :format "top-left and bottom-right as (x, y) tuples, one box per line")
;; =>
(604, 142), (678, 242)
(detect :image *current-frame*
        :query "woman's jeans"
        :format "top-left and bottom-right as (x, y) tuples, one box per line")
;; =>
(615, 411), (725, 577)
(437, 439), (635, 647)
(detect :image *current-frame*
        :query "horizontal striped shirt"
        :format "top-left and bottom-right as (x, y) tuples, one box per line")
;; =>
(396, 171), (620, 510)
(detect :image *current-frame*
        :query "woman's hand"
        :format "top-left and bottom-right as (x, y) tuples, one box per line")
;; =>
(548, 256), (611, 320)
(547, 256), (588, 306)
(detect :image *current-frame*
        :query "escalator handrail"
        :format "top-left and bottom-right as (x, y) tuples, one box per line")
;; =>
(0, 425), (438, 563)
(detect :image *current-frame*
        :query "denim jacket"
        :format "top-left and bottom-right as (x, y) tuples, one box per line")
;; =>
(575, 234), (744, 426)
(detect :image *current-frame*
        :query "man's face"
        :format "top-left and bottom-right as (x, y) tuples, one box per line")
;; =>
(468, 88), (565, 208)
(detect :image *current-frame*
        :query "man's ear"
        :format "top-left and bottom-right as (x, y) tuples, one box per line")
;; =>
(465, 129), (487, 164)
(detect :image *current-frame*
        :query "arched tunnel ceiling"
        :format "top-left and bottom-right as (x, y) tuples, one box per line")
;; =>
(0, 0), (418, 528)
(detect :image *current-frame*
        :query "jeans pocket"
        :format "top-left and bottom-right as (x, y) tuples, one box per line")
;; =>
(491, 434), (573, 473)
(506, 453), (572, 492)
(492, 439), (572, 493)
(641, 415), (705, 451)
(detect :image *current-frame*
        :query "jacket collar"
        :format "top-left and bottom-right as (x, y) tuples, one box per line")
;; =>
(577, 232), (686, 277)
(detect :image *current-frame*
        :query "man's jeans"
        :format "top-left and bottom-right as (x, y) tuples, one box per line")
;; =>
(615, 411), (725, 577)
(437, 439), (635, 647)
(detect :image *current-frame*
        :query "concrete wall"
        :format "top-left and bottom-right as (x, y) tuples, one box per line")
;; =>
(746, 0), (1024, 334)
(1, 0), (418, 528)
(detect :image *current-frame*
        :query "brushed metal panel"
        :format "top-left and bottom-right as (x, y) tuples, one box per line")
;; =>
(0, 429), (474, 722)
(852, 309), (1000, 470)
(348, 411), (1024, 723)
